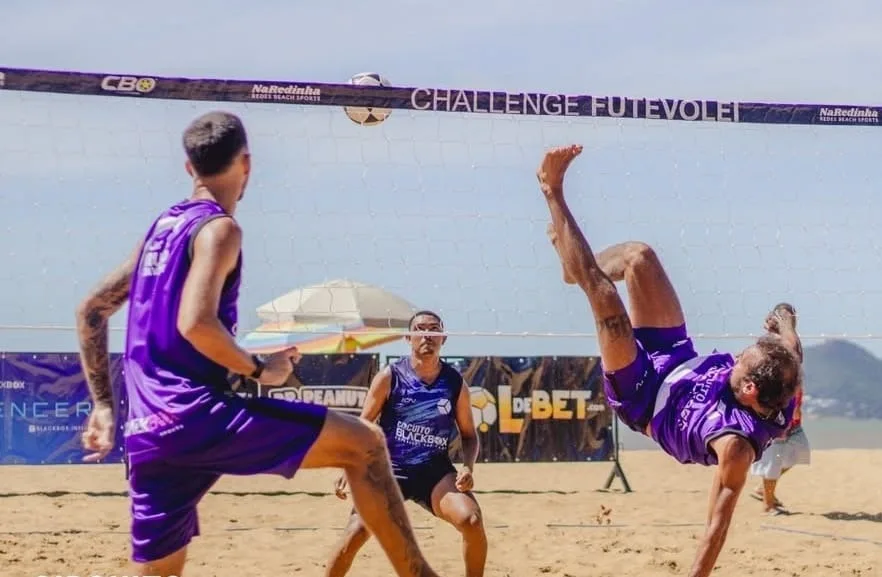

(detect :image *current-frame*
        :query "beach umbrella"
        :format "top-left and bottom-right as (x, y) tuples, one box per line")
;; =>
(255, 279), (417, 328)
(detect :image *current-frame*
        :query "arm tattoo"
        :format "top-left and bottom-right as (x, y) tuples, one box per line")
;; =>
(596, 313), (633, 341)
(362, 444), (434, 577)
(76, 261), (135, 407)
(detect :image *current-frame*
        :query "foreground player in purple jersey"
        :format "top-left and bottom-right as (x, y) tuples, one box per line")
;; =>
(326, 311), (487, 577)
(74, 111), (442, 577)
(537, 144), (803, 577)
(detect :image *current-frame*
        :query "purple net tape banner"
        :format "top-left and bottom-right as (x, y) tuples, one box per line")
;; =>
(0, 352), (126, 465)
(0, 66), (879, 127)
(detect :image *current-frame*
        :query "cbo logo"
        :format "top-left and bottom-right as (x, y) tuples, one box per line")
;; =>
(100, 75), (157, 95)
(469, 387), (497, 433)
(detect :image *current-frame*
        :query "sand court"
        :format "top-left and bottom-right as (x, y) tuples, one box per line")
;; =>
(2, 449), (879, 577)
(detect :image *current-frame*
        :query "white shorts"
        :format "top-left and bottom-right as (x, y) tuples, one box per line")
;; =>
(751, 426), (811, 480)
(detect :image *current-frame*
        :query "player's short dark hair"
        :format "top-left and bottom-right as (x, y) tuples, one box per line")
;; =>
(408, 310), (443, 330)
(749, 335), (801, 413)
(182, 111), (248, 177)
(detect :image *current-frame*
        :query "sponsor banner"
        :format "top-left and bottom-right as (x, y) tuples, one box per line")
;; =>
(258, 353), (379, 414)
(0, 353), (126, 465)
(1, 66), (879, 126)
(0, 352), (614, 465)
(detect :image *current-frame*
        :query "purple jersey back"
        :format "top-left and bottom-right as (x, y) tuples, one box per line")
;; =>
(122, 199), (241, 454)
(649, 352), (794, 465)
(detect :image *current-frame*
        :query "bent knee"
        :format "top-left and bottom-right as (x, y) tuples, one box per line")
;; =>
(452, 510), (485, 535)
(623, 242), (660, 271)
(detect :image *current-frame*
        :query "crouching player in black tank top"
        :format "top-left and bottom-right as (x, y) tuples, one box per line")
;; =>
(326, 311), (487, 577)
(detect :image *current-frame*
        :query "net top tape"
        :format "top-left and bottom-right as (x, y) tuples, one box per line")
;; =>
(0, 66), (880, 127)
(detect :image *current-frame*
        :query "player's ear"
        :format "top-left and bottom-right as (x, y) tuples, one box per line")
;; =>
(185, 160), (195, 178)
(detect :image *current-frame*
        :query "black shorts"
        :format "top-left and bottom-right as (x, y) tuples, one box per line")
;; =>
(394, 455), (457, 515)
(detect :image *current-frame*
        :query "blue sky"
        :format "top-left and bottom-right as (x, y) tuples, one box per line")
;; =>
(1, 0), (881, 361)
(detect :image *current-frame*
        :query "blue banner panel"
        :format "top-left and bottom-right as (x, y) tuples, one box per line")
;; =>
(0, 353), (126, 465)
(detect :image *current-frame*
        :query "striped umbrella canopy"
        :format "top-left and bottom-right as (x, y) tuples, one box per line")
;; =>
(239, 320), (407, 355)
(255, 279), (417, 328)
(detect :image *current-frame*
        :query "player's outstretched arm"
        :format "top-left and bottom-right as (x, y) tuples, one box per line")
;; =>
(75, 240), (142, 408)
(177, 217), (261, 377)
(765, 310), (803, 364)
(689, 435), (754, 577)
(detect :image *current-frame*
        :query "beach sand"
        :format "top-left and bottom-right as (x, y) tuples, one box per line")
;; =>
(1, 449), (880, 577)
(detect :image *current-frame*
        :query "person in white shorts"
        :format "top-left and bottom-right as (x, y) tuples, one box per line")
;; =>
(750, 303), (812, 515)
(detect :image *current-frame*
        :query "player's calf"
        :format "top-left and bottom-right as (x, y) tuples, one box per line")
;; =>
(433, 480), (487, 577)
(301, 412), (440, 577)
(325, 512), (372, 577)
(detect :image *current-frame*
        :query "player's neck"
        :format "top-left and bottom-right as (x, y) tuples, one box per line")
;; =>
(191, 183), (238, 215)
(410, 355), (441, 380)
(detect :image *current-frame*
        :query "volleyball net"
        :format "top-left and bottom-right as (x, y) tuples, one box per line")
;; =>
(0, 66), (879, 472)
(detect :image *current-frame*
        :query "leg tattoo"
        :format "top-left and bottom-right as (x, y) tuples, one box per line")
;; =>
(359, 444), (435, 577)
(596, 313), (633, 341)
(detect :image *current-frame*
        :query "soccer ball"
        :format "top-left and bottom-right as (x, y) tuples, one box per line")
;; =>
(469, 387), (498, 433)
(344, 72), (392, 126)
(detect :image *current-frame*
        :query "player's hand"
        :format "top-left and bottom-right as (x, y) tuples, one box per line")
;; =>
(765, 308), (796, 334)
(763, 313), (779, 334)
(333, 475), (349, 500)
(455, 467), (474, 492)
(259, 346), (301, 386)
(537, 144), (583, 197)
(81, 403), (115, 463)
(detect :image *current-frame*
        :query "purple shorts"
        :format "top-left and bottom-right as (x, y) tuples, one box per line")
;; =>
(126, 396), (328, 563)
(602, 324), (697, 432)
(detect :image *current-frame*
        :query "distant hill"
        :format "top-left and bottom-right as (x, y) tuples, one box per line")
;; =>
(802, 339), (882, 420)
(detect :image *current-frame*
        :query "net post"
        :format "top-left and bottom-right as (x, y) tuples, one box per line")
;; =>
(602, 416), (632, 493)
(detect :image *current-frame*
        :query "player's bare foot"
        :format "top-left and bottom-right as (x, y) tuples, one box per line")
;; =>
(547, 223), (577, 284)
(537, 144), (583, 198)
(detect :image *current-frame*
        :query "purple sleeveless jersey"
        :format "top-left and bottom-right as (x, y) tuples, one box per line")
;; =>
(118, 200), (330, 565)
(649, 352), (795, 465)
(122, 198), (240, 460)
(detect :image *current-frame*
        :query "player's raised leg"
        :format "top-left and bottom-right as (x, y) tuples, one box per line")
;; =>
(300, 410), (440, 577)
(430, 474), (487, 577)
(537, 144), (637, 373)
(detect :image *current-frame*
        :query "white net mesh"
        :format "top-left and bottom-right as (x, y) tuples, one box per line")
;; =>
(1, 78), (881, 358)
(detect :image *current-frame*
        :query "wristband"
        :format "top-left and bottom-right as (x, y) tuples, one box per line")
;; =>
(249, 354), (266, 380)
